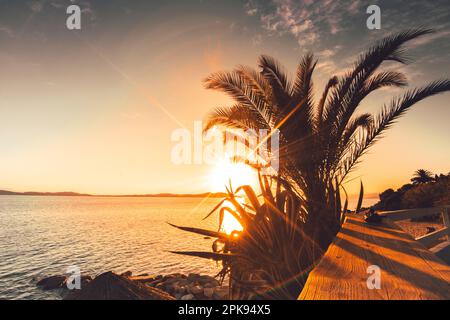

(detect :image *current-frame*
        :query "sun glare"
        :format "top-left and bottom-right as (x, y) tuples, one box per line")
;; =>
(209, 157), (258, 235)
(220, 202), (244, 235)
(209, 157), (259, 192)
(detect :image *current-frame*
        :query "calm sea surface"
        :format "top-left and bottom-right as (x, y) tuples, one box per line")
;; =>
(0, 195), (379, 300)
(0, 196), (222, 300)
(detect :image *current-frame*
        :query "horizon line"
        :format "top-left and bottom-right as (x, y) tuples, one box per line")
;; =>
(0, 188), (380, 199)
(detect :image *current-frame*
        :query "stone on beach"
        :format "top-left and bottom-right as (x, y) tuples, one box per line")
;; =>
(174, 284), (187, 294)
(120, 271), (132, 277)
(180, 293), (194, 300)
(213, 286), (229, 300)
(64, 275), (92, 288)
(65, 271), (175, 300)
(37, 270), (226, 300)
(187, 273), (201, 282)
(189, 285), (203, 295)
(203, 287), (214, 298)
(37, 275), (67, 290)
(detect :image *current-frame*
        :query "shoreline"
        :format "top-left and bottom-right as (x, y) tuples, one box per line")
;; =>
(37, 271), (229, 300)
(0, 191), (227, 198)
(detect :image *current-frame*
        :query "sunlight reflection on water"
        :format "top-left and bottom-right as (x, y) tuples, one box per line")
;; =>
(0, 196), (222, 300)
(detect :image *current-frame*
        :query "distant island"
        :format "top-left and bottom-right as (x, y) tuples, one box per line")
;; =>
(0, 190), (227, 198)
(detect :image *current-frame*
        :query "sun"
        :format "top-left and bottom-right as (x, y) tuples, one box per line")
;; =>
(209, 157), (259, 235)
(220, 201), (245, 235)
(209, 157), (259, 192)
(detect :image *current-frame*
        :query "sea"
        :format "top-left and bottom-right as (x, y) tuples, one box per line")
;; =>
(0, 195), (378, 300)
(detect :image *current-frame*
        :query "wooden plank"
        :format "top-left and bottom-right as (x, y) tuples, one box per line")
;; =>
(378, 207), (447, 221)
(442, 208), (450, 241)
(416, 227), (449, 248)
(298, 215), (450, 300)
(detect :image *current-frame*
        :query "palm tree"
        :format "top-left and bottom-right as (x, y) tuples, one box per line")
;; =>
(173, 29), (450, 299)
(203, 29), (450, 254)
(204, 31), (450, 255)
(411, 169), (435, 184)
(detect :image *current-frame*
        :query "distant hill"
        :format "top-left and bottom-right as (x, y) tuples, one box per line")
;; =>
(0, 190), (91, 196)
(0, 190), (226, 198)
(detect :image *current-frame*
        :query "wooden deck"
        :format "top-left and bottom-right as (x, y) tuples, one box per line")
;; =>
(298, 214), (450, 300)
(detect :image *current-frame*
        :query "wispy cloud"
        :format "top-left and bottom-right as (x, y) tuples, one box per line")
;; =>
(252, 34), (263, 46)
(243, 0), (450, 82)
(0, 25), (15, 38)
(29, 0), (45, 13)
(244, 0), (363, 47)
(409, 30), (450, 48)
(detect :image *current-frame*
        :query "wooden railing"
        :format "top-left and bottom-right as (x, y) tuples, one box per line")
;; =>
(378, 206), (450, 248)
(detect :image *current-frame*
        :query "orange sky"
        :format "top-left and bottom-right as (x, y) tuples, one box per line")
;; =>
(0, 1), (449, 196)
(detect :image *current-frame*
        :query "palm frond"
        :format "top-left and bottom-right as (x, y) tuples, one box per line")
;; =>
(204, 104), (270, 133)
(204, 71), (274, 125)
(356, 181), (364, 212)
(341, 79), (450, 179)
(316, 76), (338, 127)
(341, 113), (373, 147)
(167, 223), (229, 239)
(181, 29), (450, 301)
(258, 55), (291, 107)
(323, 28), (433, 128)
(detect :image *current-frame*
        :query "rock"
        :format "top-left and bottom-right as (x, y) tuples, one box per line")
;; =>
(165, 279), (182, 293)
(213, 286), (229, 300)
(164, 277), (180, 285)
(61, 275), (92, 290)
(174, 284), (187, 294)
(63, 275), (92, 289)
(197, 275), (219, 286)
(181, 294), (194, 300)
(174, 293), (183, 300)
(162, 274), (175, 281)
(37, 275), (67, 290)
(204, 287), (214, 298)
(189, 285), (203, 295)
(65, 272), (175, 300)
(120, 271), (132, 277)
(187, 273), (201, 281)
(81, 275), (93, 281)
(176, 280), (189, 288)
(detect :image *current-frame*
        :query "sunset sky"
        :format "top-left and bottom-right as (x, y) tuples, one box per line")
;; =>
(0, 0), (449, 196)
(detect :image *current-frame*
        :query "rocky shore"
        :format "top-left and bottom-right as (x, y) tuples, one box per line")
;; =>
(36, 271), (229, 300)
(130, 272), (229, 300)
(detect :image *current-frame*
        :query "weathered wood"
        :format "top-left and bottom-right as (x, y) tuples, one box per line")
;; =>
(415, 227), (449, 248)
(442, 208), (450, 241)
(430, 241), (450, 265)
(298, 215), (450, 300)
(378, 207), (448, 221)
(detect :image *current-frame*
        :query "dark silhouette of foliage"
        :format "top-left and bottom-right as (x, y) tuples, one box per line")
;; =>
(173, 29), (450, 299)
(411, 169), (435, 184)
(374, 171), (449, 211)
